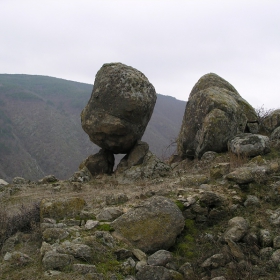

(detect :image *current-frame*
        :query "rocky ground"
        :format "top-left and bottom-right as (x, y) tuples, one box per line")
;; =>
(1, 142), (280, 279)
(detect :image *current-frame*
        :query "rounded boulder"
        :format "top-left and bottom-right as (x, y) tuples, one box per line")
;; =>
(81, 63), (157, 153)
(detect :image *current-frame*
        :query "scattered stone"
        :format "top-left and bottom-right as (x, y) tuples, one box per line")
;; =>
(120, 257), (136, 275)
(223, 217), (249, 242)
(81, 62), (157, 154)
(95, 231), (115, 248)
(73, 264), (97, 274)
(40, 175), (58, 184)
(115, 151), (171, 183)
(244, 195), (260, 207)
(85, 220), (99, 230)
(210, 163), (230, 179)
(228, 133), (270, 157)
(259, 229), (272, 247)
(273, 236), (280, 249)
(0, 179), (9, 186)
(177, 73), (257, 159)
(106, 193), (128, 205)
(42, 228), (69, 244)
(178, 262), (193, 278)
(42, 251), (74, 270)
(3, 251), (32, 266)
(201, 253), (226, 269)
(136, 265), (174, 280)
(112, 196), (184, 253)
(56, 242), (92, 261)
(12, 177), (26, 184)
(199, 191), (225, 208)
(147, 250), (173, 266)
(132, 248), (147, 262)
(226, 239), (245, 260)
(44, 270), (61, 277)
(201, 151), (218, 162)
(260, 247), (273, 260)
(115, 249), (133, 261)
(268, 208), (280, 226)
(96, 207), (123, 221)
(271, 249), (280, 265)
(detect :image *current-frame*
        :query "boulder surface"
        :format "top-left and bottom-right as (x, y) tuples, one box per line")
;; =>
(177, 73), (257, 159)
(111, 196), (184, 253)
(81, 63), (157, 154)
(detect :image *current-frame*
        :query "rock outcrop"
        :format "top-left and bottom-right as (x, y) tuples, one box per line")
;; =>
(262, 109), (280, 133)
(81, 63), (157, 154)
(177, 73), (258, 159)
(111, 196), (185, 253)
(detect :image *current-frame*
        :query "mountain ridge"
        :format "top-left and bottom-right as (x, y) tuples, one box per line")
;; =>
(0, 74), (186, 182)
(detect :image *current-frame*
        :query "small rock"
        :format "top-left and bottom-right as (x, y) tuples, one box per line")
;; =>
(223, 217), (249, 242)
(106, 193), (128, 205)
(147, 250), (173, 266)
(273, 236), (280, 249)
(42, 251), (74, 270)
(271, 249), (280, 265)
(201, 254), (226, 269)
(85, 220), (99, 230)
(73, 264), (97, 274)
(244, 195), (260, 207)
(96, 207), (123, 221)
(132, 248), (147, 262)
(259, 229), (272, 247)
(260, 247), (273, 260)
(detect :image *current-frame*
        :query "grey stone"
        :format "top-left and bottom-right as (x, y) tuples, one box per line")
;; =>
(81, 62), (157, 154)
(42, 228), (69, 244)
(57, 242), (92, 261)
(244, 195), (260, 207)
(201, 253), (226, 269)
(96, 207), (123, 222)
(199, 191), (225, 208)
(106, 193), (128, 205)
(85, 220), (99, 230)
(271, 249), (280, 265)
(262, 109), (280, 133)
(12, 177), (26, 184)
(259, 229), (272, 247)
(273, 236), (280, 249)
(228, 133), (270, 157)
(270, 126), (280, 140)
(116, 151), (170, 183)
(111, 196), (184, 253)
(147, 250), (173, 266)
(177, 73), (257, 159)
(223, 217), (249, 242)
(260, 247), (273, 260)
(136, 265), (174, 280)
(42, 251), (74, 270)
(73, 264), (97, 274)
(210, 163), (230, 179)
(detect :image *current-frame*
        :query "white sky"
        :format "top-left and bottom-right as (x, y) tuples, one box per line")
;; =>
(1, 0), (280, 109)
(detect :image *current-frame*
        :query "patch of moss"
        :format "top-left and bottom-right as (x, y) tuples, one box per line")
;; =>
(175, 201), (184, 211)
(97, 224), (114, 232)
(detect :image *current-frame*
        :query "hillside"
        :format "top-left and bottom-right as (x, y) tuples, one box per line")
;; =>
(0, 74), (186, 182)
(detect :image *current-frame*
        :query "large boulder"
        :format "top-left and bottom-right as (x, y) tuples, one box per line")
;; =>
(177, 73), (258, 159)
(228, 133), (270, 157)
(262, 109), (280, 133)
(81, 63), (157, 154)
(111, 196), (185, 253)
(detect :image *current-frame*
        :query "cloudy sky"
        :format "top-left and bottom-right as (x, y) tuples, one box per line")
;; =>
(1, 0), (280, 109)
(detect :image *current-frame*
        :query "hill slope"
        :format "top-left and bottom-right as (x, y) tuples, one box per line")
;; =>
(0, 74), (186, 182)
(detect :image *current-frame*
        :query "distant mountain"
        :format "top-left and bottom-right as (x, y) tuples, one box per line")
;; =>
(0, 74), (186, 182)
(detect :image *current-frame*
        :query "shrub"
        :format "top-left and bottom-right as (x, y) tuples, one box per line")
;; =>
(0, 203), (40, 248)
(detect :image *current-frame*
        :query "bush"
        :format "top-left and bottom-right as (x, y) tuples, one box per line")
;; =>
(0, 203), (40, 248)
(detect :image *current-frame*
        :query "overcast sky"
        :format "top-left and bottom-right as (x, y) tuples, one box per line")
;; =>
(1, 0), (280, 109)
